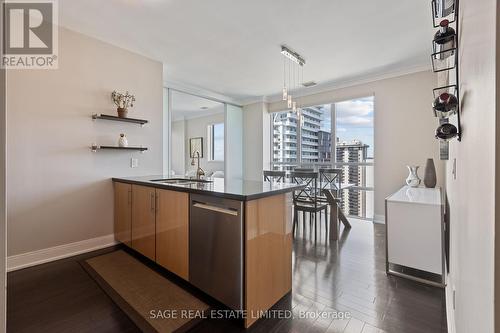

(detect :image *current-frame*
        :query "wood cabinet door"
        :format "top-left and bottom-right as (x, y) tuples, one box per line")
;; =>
(156, 189), (189, 280)
(131, 185), (156, 261)
(244, 193), (292, 328)
(114, 182), (132, 246)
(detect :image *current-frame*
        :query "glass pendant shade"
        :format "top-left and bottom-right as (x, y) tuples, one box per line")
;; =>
(292, 101), (297, 112)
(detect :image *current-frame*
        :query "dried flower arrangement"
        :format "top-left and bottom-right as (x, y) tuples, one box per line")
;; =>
(111, 91), (136, 118)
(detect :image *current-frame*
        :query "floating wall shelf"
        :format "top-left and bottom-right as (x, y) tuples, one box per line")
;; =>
(92, 113), (148, 126)
(91, 144), (148, 152)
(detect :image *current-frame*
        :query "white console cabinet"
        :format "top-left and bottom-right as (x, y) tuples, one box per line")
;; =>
(385, 186), (445, 287)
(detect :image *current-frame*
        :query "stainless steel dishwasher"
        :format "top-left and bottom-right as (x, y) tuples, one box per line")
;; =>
(189, 194), (243, 310)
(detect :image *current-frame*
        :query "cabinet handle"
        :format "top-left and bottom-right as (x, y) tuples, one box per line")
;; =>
(150, 192), (155, 212)
(192, 202), (239, 216)
(155, 193), (159, 214)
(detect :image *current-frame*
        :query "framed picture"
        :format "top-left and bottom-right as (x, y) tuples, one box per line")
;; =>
(189, 137), (203, 158)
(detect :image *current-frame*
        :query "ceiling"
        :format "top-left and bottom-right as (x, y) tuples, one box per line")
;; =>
(171, 90), (224, 121)
(59, 0), (433, 103)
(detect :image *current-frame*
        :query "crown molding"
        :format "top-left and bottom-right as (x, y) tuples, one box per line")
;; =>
(164, 79), (242, 106)
(165, 63), (432, 107)
(240, 63), (432, 106)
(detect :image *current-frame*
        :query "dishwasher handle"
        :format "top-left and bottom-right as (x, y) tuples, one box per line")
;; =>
(192, 202), (239, 216)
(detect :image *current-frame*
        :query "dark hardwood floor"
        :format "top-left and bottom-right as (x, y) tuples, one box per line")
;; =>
(7, 218), (447, 333)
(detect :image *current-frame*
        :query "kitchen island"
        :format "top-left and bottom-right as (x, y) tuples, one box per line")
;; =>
(112, 176), (303, 328)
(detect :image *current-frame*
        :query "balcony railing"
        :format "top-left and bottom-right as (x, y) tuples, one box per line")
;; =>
(269, 161), (374, 220)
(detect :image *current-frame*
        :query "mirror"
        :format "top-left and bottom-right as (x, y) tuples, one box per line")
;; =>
(170, 91), (225, 179)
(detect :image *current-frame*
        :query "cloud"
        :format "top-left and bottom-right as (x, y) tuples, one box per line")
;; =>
(337, 116), (373, 126)
(336, 97), (373, 127)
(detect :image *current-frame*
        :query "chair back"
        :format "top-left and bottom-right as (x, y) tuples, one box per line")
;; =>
(294, 167), (314, 172)
(319, 168), (342, 192)
(291, 171), (319, 204)
(263, 170), (286, 183)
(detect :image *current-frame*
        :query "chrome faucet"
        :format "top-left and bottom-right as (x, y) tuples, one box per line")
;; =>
(191, 151), (205, 180)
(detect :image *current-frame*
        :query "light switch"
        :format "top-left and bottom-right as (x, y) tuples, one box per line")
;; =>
(131, 158), (139, 168)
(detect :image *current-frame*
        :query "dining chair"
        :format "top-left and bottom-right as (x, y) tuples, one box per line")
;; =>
(319, 168), (352, 234)
(263, 170), (286, 183)
(319, 168), (343, 194)
(322, 189), (340, 240)
(291, 171), (328, 240)
(294, 167), (314, 172)
(323, 189), (352, 241)
(318, 168), (343, 202)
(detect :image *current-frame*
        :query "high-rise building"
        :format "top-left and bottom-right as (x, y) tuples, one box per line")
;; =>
(273, 109), (370, 217)
(336, 140), (369, 216)
(317, 130), (332, 162)
(273, 107), (323, 169)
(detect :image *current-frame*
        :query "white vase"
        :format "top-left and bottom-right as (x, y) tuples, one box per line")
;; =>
(406, 165), (421, 187)
(118, 134), (128, 147)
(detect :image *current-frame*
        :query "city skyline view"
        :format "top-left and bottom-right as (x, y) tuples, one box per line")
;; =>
(271, 96), (374, 218)
(299, 96), (374, 158)
(335, 96), (374, 158)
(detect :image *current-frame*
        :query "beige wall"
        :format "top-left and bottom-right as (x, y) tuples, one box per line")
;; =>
(0, 56), (6, 331)
(243, 101), (270, 181)
(496, 1), (500, 331)
(171, 119), (186, 175)
(267, 71), (441, 219)
(445, 0), (497, 332)
(181, 112), (225, 175)
(6, 27), (164, 256)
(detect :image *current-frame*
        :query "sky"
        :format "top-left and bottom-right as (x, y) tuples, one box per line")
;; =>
(335, 96), (374, 157)
(213, 123), (224, 161)
(317, 96), (374, 158)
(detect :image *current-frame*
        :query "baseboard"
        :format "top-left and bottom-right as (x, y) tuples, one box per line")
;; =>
(7, 234), (118, 272)
(373, 214), (385, 224)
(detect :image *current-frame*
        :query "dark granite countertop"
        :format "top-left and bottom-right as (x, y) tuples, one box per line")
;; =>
(112, 175), (304, 201)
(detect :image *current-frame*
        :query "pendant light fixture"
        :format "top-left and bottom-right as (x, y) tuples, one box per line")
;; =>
(281, 45), (305, 111)
(282, 56), (288, 101)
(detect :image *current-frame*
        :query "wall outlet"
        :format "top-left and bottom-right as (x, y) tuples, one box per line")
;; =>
(130, 158), (139, 168)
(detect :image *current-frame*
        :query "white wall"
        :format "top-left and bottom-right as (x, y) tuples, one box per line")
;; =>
(266, 71), (441, 218)
(183, 112), (225, 175)
(225, 104), (244, 180)
(171, 119), (186, 175)
(243, 101), (270, 181)
(6, 27), (164, 256)
(445, 0), (497, 332)
(0, 55), (6, 332)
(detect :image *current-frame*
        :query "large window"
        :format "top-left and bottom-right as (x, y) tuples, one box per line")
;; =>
(208, 123), (224, 161)
(271, 96), (374, 219)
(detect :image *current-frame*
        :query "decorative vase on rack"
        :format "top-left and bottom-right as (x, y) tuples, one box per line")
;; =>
(117, 107), (128, 118)
(406, 165), (421, 187)
(424, 158), (437, 188)
(118, 133), (128, 147)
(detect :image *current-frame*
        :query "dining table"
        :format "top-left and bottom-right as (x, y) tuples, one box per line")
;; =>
(326, 183), (354, 240)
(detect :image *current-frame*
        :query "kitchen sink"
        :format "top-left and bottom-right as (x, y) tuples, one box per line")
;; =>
(150, 178), (213, 185)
